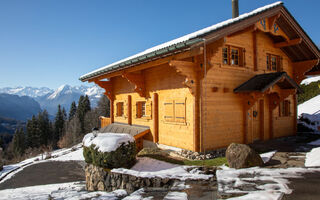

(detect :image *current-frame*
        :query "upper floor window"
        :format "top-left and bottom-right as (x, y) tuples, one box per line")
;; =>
(267, 54), (282, 71)
(222, 45), (245, 67)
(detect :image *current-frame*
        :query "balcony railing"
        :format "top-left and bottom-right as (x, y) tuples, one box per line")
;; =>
(99, 116), (111, 128)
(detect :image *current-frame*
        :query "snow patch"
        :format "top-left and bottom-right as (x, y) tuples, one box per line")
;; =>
(112, 157), (212, 181)
(305, 147), (320, 167)
(83, 132), (135, 152)
(301, 76), (320, 85)
(308, 139), (320, 146)
(164, 191), (188, 200)
(260, 151), (277, 164)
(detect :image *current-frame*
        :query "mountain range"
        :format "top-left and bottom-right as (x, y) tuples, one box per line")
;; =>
(0, 85), (105, 120)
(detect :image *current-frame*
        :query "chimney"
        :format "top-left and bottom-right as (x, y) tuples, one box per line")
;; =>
(232, 0), (239, 18)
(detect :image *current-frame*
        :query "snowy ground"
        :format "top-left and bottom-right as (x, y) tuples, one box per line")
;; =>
(0, 143), (84, 183)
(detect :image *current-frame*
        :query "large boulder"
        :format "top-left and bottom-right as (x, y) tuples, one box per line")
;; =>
(83, 132), (137, 169)
(226, 143), (263, 169)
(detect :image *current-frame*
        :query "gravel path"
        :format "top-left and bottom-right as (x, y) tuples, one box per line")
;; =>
(0, 161), (85, 190)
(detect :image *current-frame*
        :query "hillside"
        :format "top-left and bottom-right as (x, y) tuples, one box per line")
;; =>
(298, 79), (320, 105)
(0, 94), (42, 121)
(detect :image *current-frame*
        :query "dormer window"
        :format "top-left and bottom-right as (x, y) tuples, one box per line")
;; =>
(222, 45), (245, 67)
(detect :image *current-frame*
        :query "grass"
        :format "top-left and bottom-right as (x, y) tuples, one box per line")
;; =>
(137, 148), (228, 167)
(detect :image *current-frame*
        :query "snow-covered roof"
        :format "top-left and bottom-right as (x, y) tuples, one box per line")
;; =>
(80, 1), (283, 81)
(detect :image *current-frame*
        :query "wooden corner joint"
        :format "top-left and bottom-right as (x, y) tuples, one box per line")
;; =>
(122, 71), (146, 97)
(293, 59), (319, 84)
(94, 80), (114, 100)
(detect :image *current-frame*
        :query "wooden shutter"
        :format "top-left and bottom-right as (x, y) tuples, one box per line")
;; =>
(277, 56), (283, 72)
(164, 100), (174, 122)
(145, 101), (152, 120)
(175, 98), (186, 123)
(239, 48), (245, 67)
(133, 102), (137, 118)
(123, 100), (128, 118)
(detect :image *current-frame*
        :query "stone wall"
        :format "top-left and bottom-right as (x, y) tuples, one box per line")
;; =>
(85, 164), (176, 193)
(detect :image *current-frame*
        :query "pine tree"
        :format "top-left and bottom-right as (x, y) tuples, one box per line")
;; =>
(53, 105), (65, 148)
(97, 95), (110, 117)
(38, 110), (51, 146)
(69, 101), (77, 120)
(13, 128), (25, 156)
(26, 115), (39, 148)
(77, 95), (91, 133)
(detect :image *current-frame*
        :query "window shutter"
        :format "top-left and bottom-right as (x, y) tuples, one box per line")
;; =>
(133, 102), (137, 118)
(145, 101), (152, 120)
(239, 48), (245, 67)
(175, 98), (186, 123)
(124, 100), (128, 118)
(277, 56), (283, 72)
(164, 100), (174, 122)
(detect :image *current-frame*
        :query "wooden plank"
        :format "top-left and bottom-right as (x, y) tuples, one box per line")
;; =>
(252, 31), (258, 71)
(259, 99), (264, 140)
(128, 95), (132, 125)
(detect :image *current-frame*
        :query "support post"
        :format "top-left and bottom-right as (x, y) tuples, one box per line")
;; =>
(128, 95), (132, 125)
(152, 93), (159, 143)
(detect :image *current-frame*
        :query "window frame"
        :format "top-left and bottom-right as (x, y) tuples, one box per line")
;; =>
(136, 101), (146, 118)
(266, 53), (282, 72)
(222, 45), (245, 67)
(116, 101), (124, 117)
(279, 100), (290, 117)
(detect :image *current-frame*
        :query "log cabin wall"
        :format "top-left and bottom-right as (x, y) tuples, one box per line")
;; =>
(112, 63), (195, 151)
(202, 29), (296, 151)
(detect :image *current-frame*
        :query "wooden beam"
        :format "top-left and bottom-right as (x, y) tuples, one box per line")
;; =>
(127, 95), (132, 125)
(122, 71), (146, 97)
(169, 60), (198, 95)
(268, 13), (281, 30)
(274, 38), (302, 48)
(152, 93), (159, 143)
(252, 30), (258, 71)
(293, 59), (319, 84)
(94, 80), (113, 101)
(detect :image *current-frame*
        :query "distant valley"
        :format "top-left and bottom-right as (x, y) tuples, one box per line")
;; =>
(0, 85), (104, 134)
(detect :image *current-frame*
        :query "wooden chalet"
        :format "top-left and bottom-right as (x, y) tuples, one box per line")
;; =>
(80, 2), (320, 152)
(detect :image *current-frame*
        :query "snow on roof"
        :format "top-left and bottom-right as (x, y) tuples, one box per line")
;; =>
(83, 132), (135, 152)
(80, 1), (283, 81)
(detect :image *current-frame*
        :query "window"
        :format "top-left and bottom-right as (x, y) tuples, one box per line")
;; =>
(164, 98), (186, 123)
(136, 101), (146, 118)
(134, 100), (152, 120)
(222, 45), (245, 67)
(279, 100), (290, 117)
(116, 102), (124, 117)
(267, 54), (282, 71)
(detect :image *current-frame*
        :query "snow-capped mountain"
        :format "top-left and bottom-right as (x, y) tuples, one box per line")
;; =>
(35, 84), (104, 115)
(0, 85), (105, 116)
(0, 86), (53, 98)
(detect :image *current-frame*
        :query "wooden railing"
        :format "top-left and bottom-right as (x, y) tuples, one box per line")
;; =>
(99, 116), (111, 128)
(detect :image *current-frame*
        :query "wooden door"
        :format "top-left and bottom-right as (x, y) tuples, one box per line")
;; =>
(250, 99), (264, 142)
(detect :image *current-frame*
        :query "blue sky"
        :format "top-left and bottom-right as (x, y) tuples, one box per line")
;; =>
(0, 0), (319, 89)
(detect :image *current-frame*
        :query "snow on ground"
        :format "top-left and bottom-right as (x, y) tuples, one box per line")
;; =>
(298, 94), (320, 131)
(112, 157), (212, 181)
(260, 151), (277, 164)
(217, 166), (320, 199)
(83, 132), (134, 152)
(305, 147), (320, 167)
(0, 181), (127, 200)
(301, 76), (320, 85)
(0, 143), (84, 183)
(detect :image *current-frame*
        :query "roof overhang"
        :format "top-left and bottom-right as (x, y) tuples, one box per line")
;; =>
(234, 72), (303, 94)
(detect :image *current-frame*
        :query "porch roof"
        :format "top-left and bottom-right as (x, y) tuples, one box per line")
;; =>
(99, 122), (150, 139)
(233, 72), (302, 94)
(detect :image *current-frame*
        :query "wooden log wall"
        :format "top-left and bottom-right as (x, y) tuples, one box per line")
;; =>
(201, 29), (296, 150)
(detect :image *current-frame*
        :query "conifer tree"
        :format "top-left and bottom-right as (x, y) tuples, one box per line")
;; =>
(13, 128), (25, 156)
(77, 95), (91, 133)
(69, 101), (77, 120)
(53, 105), (65, 148)
(37, 110), (51, 146)
(26, 115), (39, 148)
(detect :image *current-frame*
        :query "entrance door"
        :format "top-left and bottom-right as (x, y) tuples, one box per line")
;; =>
(250, 99), (264, 142)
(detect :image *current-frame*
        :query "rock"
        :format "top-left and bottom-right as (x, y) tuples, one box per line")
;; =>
(226, 143), (263, 169)
(193, 152), (200, 157)
(97, 181), (105, 190)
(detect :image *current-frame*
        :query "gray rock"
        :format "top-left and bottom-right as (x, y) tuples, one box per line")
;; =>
(226, 143), (263, 169)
